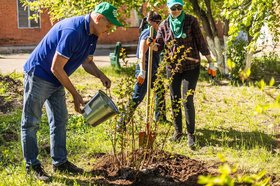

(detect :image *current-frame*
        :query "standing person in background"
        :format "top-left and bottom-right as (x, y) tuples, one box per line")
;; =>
(118, 11), (166, 131)
(139, 16), (148, 33)
(154, 0), (214, 147)
(21, 2), (122, 181)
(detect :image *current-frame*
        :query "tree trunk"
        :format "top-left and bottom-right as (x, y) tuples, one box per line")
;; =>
(223, 19), (230, 75)
(244, 51), (254, 73)
(190, 0), (213, 39)
(190, 0), (228, 74)
(223, 35), (229, 74)
(214, 36), (226, 74)
(206, 37), (217, 57)
(243, 29), (254, 77)
(206, 36), (226, 74)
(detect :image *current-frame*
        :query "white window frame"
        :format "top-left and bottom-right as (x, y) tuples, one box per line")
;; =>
(17, 0), (41, 28)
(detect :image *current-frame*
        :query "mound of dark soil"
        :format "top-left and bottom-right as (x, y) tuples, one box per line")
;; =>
(91, 150), (209, 186)
(0, 74), (23, 113)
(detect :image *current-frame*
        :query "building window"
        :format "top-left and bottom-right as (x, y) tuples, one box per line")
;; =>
(17, 0), (40, 28)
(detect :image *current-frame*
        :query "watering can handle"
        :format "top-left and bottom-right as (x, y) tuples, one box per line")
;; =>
(105, 88), (112, 98)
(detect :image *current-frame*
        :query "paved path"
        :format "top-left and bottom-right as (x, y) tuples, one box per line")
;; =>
(0, 53), (137, 74)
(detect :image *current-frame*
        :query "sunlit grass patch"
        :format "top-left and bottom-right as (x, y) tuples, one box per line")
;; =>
(0, 63), (279, 184)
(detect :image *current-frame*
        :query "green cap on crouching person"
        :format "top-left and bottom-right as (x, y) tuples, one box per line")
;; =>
(167, 0), (184, 8)
(94, 2), (123, 26)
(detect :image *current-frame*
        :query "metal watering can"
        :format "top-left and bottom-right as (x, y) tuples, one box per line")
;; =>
(82, 90), (119, 126)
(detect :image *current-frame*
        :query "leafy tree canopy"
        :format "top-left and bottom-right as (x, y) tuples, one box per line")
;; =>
(21, 0), (167, 24)
(22, 0), (279, 41)
(223, 0), (280, 50)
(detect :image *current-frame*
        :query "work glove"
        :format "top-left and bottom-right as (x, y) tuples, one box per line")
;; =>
(137, 70), (146, 85)
(208, 63), (217, 78)
(146, 36), (156, 46)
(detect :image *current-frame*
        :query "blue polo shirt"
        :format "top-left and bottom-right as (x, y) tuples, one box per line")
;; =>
(24, 14), (98, 86)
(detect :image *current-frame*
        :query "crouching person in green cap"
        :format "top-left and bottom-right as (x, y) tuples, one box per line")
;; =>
(21, 2), (122, 182)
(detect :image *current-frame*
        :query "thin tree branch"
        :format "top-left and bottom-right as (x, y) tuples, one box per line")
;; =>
(189, 0), (213, 39)
(204, 0), (218, 36)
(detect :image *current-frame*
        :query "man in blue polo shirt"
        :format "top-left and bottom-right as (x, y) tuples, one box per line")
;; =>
(21, 2), (123, 181)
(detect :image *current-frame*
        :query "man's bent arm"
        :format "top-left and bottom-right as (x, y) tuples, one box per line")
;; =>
(82, 56), (111, 88)
(51, 52), (84, 113)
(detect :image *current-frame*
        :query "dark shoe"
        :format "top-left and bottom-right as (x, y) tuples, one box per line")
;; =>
(170, 132), (183, 142)
(53, 161), (84, 174)
(27, 164), (51, 182)
(187, 133), (195, 147)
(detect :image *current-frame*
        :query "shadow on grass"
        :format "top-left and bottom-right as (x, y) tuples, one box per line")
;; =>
(51, 175), (112, 186)
(51, 169), (135, 185)
(196, 128), (276, 150)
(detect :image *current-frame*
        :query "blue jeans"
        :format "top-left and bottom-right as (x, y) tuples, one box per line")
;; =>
(131, 66), (166, 121)
(21, 69), (68, 167)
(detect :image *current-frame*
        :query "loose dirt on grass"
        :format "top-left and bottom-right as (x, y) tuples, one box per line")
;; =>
(0, 74), (23, 114)
(91, 150), (209, 186)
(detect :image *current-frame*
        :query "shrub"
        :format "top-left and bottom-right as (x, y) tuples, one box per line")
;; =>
(251, 53), (280, 84)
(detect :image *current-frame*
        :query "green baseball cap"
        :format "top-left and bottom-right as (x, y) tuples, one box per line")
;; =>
(167, 0), (184, 8)
(94, 2), (123, 26)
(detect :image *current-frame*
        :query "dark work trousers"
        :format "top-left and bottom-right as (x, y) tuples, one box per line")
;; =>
(168, 65), (200, 134)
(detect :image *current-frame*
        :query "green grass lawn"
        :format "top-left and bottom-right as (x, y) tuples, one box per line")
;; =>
(0, 66), (279, 185)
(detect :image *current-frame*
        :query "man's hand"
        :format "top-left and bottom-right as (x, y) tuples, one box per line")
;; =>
(73, 93), (84, 113)
(137, 70), (146, 85)
(100, 74), (111, 88)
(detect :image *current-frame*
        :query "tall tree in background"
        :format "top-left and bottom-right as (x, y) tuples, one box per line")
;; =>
(184, 0), (229, 74)
(21, 0), (145, 23)
(223, 0), (280, 79)
(178, 0), (279, 77)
